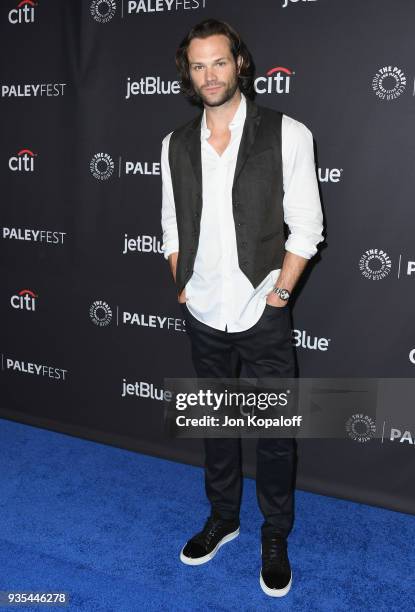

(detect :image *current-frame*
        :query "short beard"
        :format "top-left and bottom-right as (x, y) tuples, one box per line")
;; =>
(195, 75), (239, 108)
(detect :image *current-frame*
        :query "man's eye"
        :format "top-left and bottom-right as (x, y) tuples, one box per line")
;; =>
(217, 62), (226, 66)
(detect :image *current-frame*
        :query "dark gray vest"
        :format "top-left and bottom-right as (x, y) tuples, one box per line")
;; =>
(168, 95), (285, 296)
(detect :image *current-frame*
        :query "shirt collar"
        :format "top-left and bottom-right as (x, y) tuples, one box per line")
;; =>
(201, 91), (246, 140)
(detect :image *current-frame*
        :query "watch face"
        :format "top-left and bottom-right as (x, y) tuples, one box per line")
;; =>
(279, 289), (290, 300)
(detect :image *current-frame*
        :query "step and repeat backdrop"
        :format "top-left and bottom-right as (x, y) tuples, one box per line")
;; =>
(1, 0), (414, 514)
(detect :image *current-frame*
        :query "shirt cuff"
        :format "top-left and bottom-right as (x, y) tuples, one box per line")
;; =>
(161, 241), (179, 260)
(284, 234), (323, 259)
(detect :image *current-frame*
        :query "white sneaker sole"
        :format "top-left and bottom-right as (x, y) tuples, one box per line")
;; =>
(260, 569), (292, 597)
(179, 527), (240, 566)
(259, 543), (292, 597)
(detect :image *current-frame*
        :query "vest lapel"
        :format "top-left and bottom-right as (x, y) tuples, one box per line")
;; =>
(232, 96), (261, 189)
(185, 113), (203, 193)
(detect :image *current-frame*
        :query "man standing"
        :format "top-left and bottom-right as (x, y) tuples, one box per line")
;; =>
(160, 18), (324, 597)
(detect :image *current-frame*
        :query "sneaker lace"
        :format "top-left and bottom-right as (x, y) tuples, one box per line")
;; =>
(262, 535), (287, 570)
(194, 516), (225, 549)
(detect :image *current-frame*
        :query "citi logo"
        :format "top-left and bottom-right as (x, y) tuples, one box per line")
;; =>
(282, 0), (316, 6)
(255, 66), (294, 95)
(11, 289), (37, 311)
(9, 149), (37, 172)
(292, 329), (331, 351)
(318, 168), (343, 183)
(125, 76), (180, 98)
(8, 0), (37, 24)
(123, 233), (163, 255)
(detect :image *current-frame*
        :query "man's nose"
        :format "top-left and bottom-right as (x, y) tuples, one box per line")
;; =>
(205, 66), (217, 82)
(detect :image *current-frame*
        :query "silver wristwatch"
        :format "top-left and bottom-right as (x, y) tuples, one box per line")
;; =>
(271, 287), (290, 301)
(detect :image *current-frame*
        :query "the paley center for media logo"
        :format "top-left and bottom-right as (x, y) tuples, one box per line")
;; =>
(90, 152), (160, 179)
(90, 300), (113, 326)
(359, 248), (392, 280)
(89, 299), (186, 331)
(90, 153), (115, 180)
(345, 413), (376, 443)
(90, 0), (207, 23)
(372, 66), (406, 101)
(359, 248), (415, 280)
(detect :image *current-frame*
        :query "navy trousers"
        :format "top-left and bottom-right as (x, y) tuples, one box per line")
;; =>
(179, 301), (297, 539)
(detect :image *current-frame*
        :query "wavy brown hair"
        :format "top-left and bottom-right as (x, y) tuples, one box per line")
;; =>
(175, 18), (256, 107)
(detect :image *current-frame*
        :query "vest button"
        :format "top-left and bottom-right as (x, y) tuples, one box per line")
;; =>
(241, 241), (247, 247)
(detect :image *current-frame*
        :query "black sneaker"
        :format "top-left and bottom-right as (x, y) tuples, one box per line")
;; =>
(260, 534), (292, 597)
(179, 515), (240, 566)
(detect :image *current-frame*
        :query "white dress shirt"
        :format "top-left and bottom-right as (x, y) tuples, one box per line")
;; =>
(160, 92), (324, 332)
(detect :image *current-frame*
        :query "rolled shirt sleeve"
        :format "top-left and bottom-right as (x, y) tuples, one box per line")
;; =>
(282, 115), (324, 259)
(160, 131), (179, 260)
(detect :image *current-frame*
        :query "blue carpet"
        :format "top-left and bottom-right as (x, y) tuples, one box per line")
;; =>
(0, 418), (413, 612)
